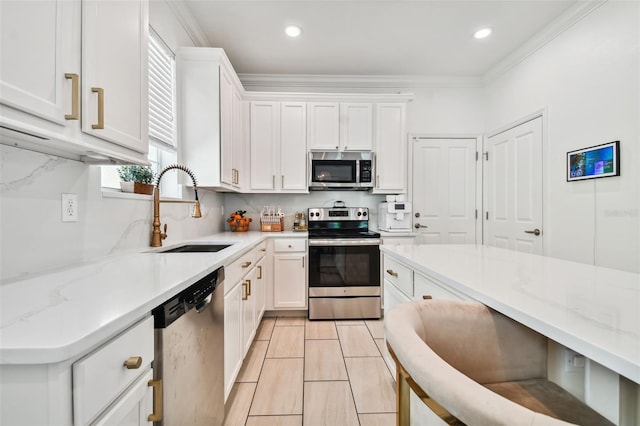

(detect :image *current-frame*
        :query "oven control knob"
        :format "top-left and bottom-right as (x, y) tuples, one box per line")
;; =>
(363, 211), (367, 217)
(357, 211), (362, 216)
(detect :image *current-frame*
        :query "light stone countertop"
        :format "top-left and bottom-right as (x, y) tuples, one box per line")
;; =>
(380, 244), (640, 385)
(0, 231), (307, 365)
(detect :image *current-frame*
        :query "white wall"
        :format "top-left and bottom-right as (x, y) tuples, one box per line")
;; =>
(484, 1), (639, 273)
(0, 2), (225, 281)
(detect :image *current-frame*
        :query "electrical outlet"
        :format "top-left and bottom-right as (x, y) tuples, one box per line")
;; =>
(564, 348), (585, 372)
(62, 193), (78, 222)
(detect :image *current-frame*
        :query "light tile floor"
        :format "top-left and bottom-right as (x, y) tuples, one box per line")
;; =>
(224, 317), (396, 426)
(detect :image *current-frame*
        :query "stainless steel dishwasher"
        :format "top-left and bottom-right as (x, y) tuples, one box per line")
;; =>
(151, 267), (224, 426)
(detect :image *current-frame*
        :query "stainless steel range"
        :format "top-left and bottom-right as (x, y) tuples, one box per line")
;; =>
(307, 206), (381, 320)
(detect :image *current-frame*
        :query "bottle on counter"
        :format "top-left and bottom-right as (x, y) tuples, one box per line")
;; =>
(294, 212), (300, 231)
(299, 212), (307, 231)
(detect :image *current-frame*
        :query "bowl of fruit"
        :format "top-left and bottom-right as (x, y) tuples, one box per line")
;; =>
(227, 210), (252, 232)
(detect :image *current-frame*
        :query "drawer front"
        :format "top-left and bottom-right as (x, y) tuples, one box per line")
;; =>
(383, 256), (413, 297)
(414, 273), (466, 301)
(73, 316), (154, 425)
(273, 238), (306, 253)
(256, 240), (267, 259)
(225, 248), (257, 289)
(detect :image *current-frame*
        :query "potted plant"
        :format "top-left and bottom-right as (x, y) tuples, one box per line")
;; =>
(227, 210), (252, 232)
(117, 165), (155, 195)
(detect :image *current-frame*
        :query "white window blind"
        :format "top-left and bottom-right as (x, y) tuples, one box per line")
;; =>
(149, 29), (176, 149)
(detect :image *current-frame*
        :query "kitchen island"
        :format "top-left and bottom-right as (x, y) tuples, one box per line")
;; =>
(381, 243), (640, 423)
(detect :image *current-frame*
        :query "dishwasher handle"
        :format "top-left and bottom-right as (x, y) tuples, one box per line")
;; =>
(194, 294), (212, 313)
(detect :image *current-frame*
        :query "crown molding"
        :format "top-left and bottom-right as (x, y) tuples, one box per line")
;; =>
(243, 90), (415, 103)
(239, 74), (484, 91)
(482, 0), (607, 83)
(166, 0), (210, 47)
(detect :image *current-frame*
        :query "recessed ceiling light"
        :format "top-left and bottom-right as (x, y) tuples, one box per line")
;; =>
(285, 25), (303, 38)
(474, 27), (492, 39)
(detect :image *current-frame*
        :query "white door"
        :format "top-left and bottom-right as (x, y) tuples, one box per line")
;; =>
(220, 68), (234, 186)
(412, 138), (478, 244)
(485, 116), (543, 254)
(307, 102), (340, 150)
(273, 254), (307, 308)
(374, 103), (407, 193)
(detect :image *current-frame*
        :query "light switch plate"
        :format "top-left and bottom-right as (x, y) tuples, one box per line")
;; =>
(62, 193), (78, 222)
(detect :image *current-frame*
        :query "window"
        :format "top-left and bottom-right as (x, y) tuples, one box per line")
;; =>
(101, 26), (179, 198)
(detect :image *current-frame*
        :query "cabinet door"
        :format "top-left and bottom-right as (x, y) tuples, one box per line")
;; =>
(93, 369), (153, 426)
(255, 257), (266, 322)
(81, 0), (148, 154)
(232, 86), (244, 188)
(374, 103), (407, 193)
(273, 254), (307, 308)
(220, 68), (234, 186)
(224, 281), (242, 400)
(250, 101), (279, 190)
(242, 268), (257, 356)
(340, 103), (373, 151)
(307, 102), (340, 150)
(0, 0), (77, 125)
(279, 102), (307, 191)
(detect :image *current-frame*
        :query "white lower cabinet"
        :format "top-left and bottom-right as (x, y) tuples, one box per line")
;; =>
(224, 277), (243, 401)
(223, 240), (267, 401)
(272, 238), (307, 309)
(93, 369), (154, 426)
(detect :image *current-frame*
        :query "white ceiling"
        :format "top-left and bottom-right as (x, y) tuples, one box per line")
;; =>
(181, 0), (583, 79)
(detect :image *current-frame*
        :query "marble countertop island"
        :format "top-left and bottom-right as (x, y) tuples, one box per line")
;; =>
(0, 231), (306, 365)
(380, 244), (640, 385)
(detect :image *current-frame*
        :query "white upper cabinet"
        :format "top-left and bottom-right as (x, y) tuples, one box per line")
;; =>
(0, 0), (149, 164)
(177, 47), (244, 190)
(249, 101), (307, 193)
(81, 0), (148, 154)
(307, 102), (340, 150)
(307, 102), (372, 151)
(374, 103), (407, 194)
(340, 103), (373, 151)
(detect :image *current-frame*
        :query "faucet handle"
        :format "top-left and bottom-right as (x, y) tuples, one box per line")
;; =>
(161, 223), (168, 240)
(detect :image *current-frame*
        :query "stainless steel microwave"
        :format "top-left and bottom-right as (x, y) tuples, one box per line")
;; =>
(309, 151), (374, 190)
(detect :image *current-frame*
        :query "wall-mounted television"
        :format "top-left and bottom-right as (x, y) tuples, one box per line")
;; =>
(567, 141), (620, 182)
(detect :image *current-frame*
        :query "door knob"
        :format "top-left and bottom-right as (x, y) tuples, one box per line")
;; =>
(414, 212), (420, 218)
(524, 228), (541, 236)
(415, 223), (428, 229)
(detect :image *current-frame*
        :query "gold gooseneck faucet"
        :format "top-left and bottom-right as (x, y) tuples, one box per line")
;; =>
(151, 164), (202, 247)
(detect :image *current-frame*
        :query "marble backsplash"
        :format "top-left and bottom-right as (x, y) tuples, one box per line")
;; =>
(0, 145), (225, 281)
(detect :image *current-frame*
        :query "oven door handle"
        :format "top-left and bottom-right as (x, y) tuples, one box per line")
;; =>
(309, 239), (381, 246)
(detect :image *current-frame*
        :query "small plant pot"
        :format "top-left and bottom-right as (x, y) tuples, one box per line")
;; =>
(120, 181), (154, 195)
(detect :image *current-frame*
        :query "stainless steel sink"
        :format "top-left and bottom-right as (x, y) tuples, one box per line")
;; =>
(158, 244), (233, 253)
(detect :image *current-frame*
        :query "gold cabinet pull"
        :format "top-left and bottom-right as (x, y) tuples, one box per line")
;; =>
(242, 261), (252, 268)
(247, 279), (252, 296)
(148, 379), (163, 422)
(91, 87), (104, 129)
(257, 265), (263, 279)
(123, 356), (142, 369)
(386, 269), (398, 277)
(242, 282), (248, 300)
(64, 73), (79, 120)
(423, 295), (433, 300)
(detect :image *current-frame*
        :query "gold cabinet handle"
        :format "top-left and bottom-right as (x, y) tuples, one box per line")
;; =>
(247, 279), (251, 296)
(260, 248), (266, 252)
(64, 73), (79, 120)
(242, 281), (248, 300)
(148, 379), (163, 422)
(242, 261), (252, 268)
(91, 87), (104, 129)
(423, 295), (433, 300)
(123, 356), (142, 369)
(257, 265), (263, 279)
(386, 269), (398, 277)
